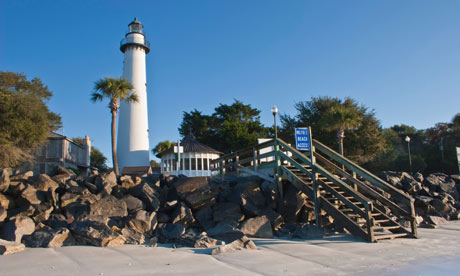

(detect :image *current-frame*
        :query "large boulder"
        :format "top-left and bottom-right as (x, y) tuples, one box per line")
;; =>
(426, 215), (448, 226)
(89, 195), (128, 218)
(129, 183), (160, 211)
(157, 223), (185, 241)
(128, 210), (157, 233)
(211, 236), (256, 255)
(70, 220), (125, 247)
(212, 202), (244, 224)
(279, 185), (305, 223)
(240, 216), (273, 238)
(0, 168), (12, 193)
(0, 239), (25, 255)
(0, 193), (14, 210)
(44, 214), (69, 229)
(122, 195), (145, 214)
(173, 177), (209, 199)
(22, 228), (74, 248)
(194, 207), (215, 230)
(31, 202), (54, 223)
(95, 171), (117, 195)
(293, 224), (325, 239)
(121, 227), (145, 245)
(0, 206), (6, 222)
(194, 235), (223, 249)
(0, 216), (35, 243)
(184, 187), (217, 210)
(207, 222), (244, 243)
(171, 202), (195, 226)
(30, 174), (59, 193)
(17, 184), (45, 206)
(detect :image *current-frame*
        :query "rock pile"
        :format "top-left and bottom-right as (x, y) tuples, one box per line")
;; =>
(0, 167), (321, 255)
(380, 171), (460, 227)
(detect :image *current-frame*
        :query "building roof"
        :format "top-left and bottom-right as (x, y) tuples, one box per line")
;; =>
(157, 135), (222, 158)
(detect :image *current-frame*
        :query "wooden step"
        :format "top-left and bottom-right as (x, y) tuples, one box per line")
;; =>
(374, 233), (410, 241)
(373, 225), (401, 231)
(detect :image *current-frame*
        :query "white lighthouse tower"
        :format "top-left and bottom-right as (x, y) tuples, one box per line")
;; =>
(117, 18), (150, 172)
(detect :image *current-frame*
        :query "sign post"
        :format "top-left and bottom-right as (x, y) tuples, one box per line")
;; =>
(456, 147), (460, 174)
(295, 127), (312, 151)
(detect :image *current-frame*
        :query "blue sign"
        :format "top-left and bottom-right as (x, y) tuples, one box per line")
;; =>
(295, 127), (311, 151)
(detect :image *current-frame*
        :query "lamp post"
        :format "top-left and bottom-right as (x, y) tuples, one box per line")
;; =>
(271, 105), (278, 139)
(405, 136), (412, 174)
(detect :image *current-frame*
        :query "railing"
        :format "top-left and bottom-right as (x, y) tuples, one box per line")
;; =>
(210, 137), (417, 240)
(120, 37), (151, 50)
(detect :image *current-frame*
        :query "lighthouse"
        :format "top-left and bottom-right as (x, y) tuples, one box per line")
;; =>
(117, 18), (150, 172)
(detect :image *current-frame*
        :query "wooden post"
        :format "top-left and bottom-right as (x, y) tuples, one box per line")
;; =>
(352, 171), (358, 191)
(309, 128), (320, 226)
(274, 139), (283, 198)
(236, 155), (240, 177)
(220, 159), (225, 181)
(253, 147), (258, 172)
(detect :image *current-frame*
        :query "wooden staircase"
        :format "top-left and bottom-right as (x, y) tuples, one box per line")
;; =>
(211, 138), (418, 242)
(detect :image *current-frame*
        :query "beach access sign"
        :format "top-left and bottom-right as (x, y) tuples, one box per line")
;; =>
(295, 127), (312, 151)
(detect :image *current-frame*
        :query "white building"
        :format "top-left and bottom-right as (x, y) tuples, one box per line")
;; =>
(158, 135), (222, 177)
(117, 18), (150, 172)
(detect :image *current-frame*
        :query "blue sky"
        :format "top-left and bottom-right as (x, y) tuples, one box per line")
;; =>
(1, 0), (460, 165)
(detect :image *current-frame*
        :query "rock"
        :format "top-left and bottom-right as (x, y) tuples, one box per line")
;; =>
(0, 193), (14, 210)
(128, 210), (157, 233)
(84, 181), (98, 194)
(52, 174), (73, 187)
(0, 239), (25, 255)
(17, 184), (45, 206)
(122, 195), (145, 214)
(426, 215), (448, 226)
(414, 172), (424, 183)
(424, 173), (454, 193)
(60, 192), (81, 208)
(10, 171), (33, 181)
(211, 236), (256, 255)
(194, 235), (223, 248)
(0, 216), (35, 242)
(7, 205), (35, 220)
(70, 220), (126, 247)
(31, 202), (54, 223)
(207, 222), (244, 243)
(31, 174), (59, 192)
(184, 187), (217, 210)
(213, 202), (244, 224)
(129, 183), (160, 211)
(259, 208), (284, 230)
(431, 199), (451, 217)
(89, 195), (128, 218)
(293, 224), (325, 239)
(44, 214), (68, 229)
(22, 228), (74, 248)
(0, 168), (11, 193)
(173, 177), (209, 199)
(280, 185), (305, 223)
(56, 166), (76, 177)
(0, 206), (6, 222)
(240, 216), (273, 238)
(194, 207), (215, 230)
(157, 212), (170, 223)
(95, 171), (117, 195)
(171, 202), (195, 226)
(64, 203), (90, 224)
(158, 223), (185, 241)
(121, 228), (145, 245)
(120, 175), (136, 189)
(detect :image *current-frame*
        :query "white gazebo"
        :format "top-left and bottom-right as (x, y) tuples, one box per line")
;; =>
(158, 135), (222, 177)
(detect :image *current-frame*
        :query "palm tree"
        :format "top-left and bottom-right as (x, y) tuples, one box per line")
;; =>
(320, 98), (362, 156)
(90, 77), (138, 175)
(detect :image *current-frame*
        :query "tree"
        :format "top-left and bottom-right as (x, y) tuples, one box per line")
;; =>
(280, 96), (387, 166)
(150, 159), (160, 168)
(90, 77), (137, 175)
(319, 98), (362, 156)
(0, 71), (61, 167)
(179, 100), (269, 153)
(72, 137), (108, 172)
(152, 140), (177, 155)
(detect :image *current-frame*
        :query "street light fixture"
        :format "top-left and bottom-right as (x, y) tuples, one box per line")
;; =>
(271, 105), (278, 140)
(405, 136), (413, 174)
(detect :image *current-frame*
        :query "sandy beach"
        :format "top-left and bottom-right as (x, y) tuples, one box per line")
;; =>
(1, 221), (459, 276)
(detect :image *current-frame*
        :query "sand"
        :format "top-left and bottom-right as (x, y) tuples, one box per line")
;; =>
(1, 221), (460, 276)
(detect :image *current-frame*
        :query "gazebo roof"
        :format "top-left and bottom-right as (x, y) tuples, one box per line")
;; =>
(157, 135), (222, 158)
